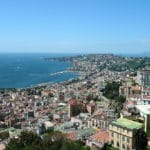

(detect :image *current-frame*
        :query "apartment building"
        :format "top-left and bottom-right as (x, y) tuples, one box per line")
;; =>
(137, 70), (150, 87)
(109, 117), (143, 150)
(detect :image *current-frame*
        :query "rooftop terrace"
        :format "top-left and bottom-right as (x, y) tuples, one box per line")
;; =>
(111, 118), (142, 130)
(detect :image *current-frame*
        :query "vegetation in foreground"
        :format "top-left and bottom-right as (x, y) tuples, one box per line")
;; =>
(6, 131), (90, 150)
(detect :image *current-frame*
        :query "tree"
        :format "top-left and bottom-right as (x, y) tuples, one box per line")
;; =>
(0, 131), (9, 140)
(6, 131), (42, 150)
(6, 131), (90, 150)
(103, 81), (121, 100)
(103, 143), (119, 150)
(103, 81), (126, 114)
(135, 129), (147, 150)
(48, 114), (53, 121)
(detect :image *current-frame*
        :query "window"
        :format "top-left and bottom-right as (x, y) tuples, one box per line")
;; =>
(122, 144), (125, 149)
(111, 140), (114, 145)
(127, 137), (130, 143)
(111, 132), (114, 137)
(122, 136), (125, 141)
(127, 130), (129, 134)
(117, 142), (119, 147)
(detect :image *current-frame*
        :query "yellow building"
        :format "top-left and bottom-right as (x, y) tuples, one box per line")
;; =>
(109, 118), (143, 150)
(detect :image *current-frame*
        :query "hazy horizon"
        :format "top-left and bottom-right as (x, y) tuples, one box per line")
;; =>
(0, 51), (150, 57)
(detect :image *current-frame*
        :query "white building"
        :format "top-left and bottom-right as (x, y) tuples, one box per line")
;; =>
(136, 105), (150, 132)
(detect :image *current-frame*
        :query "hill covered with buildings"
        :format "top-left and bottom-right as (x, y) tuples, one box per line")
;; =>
(0, 54), (150, 150)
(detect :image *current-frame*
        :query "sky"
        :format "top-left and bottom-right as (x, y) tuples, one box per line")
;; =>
(0, 0), (150, 54)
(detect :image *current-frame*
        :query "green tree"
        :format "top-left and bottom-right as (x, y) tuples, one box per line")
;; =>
(6, 131), (90, 150)
(135, 129), (147, 150)
(0, 131), (9, 140)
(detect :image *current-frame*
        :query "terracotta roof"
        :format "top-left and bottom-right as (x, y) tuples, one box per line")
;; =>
(68, 99), (78, 105)
(87, 102), (95, 106)
(66, 131), (77, 141)
(89, 131), (109, 143)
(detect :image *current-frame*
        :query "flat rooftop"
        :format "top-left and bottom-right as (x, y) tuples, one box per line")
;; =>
(111, 118), (142, 130)
(136, 105), (150, 115)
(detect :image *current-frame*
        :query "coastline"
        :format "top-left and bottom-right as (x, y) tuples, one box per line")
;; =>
(0, 53), (80, 89)
(1, 53), (149, 89)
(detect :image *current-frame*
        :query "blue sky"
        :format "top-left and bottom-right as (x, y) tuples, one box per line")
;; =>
(0, 0), (150, 54)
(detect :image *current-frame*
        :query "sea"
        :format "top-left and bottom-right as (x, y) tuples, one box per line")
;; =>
(0, 53), (79, 88)
(0, 52), (149, 88)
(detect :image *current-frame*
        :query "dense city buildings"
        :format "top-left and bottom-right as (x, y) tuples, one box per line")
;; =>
(0, 54), (150, 150)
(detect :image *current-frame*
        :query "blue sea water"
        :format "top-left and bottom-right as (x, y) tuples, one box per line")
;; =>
(0, 53), (78, 88)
